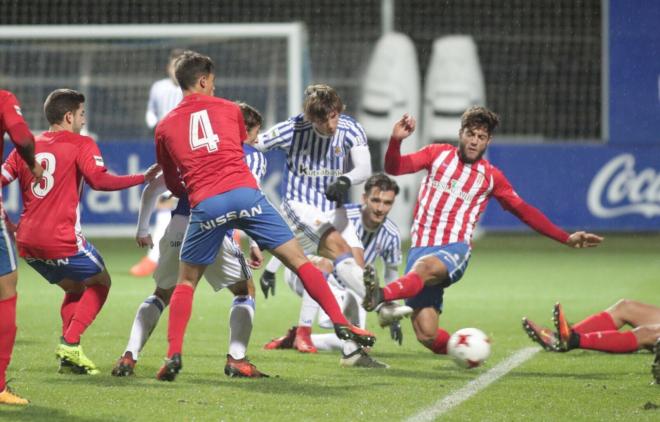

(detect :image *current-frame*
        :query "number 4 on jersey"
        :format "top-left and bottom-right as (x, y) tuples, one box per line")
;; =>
(189, 109), (220, 152)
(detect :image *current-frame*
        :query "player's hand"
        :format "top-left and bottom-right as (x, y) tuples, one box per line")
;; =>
(390, 320), (403, 345)
(136, 234), (154, 249)
(391, 113), (416, 141)
(143, 164), (161, 183)
(30, 162), (45, 186)
(325, 176), (351, 204)
(248, 245), (264, 269)
(566, 231), (603, 248)
(260, 270), (276, 299)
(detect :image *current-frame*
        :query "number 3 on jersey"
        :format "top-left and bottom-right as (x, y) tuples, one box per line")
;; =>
(189, 109), (220, 152)
(32, 152), (56, 198)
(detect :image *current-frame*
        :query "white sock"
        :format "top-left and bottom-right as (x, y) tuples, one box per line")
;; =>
(311, 333), (344, 351)
(125, 295), (165, 360)
(228, 296), (255, 360)
(148, 209), (171, 262)
(265, 256), (282, 273)
(298, 289), (319, 327)
(342, 340), (359, 356)
(334, 255), (365, 298)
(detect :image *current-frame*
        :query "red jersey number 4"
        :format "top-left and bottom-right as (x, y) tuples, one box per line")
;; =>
(189, 109), (220, 152)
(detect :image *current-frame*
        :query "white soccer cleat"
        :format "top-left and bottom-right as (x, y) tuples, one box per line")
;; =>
(377, 302), (413, 327)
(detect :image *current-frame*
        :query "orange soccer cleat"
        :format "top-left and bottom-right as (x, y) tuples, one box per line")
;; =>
(224, 355), (269, 378)
(263, 326), (297, 350)
(130, 256), (157, 277)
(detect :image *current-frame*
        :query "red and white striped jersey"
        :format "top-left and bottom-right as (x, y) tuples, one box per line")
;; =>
(407, 144), (521, 247)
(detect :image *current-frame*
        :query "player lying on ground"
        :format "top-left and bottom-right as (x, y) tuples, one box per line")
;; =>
(154, 51), (375, 382)
(264, 174), (412, 368)
(0, 90), (44, 405)
(1, 89), (159, 376)
(112, 103), (268, 378)
(362, 108), (603, 360)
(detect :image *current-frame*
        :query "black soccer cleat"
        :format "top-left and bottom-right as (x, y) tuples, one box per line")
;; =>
(334, 324), (376, 348)
(156, 353), (182, 382)
(362, 264), (384, 312)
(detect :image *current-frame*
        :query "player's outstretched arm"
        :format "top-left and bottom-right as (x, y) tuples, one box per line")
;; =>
(135, 173), (168, 249)
(565, 231), (604, 248)
(384, 114), (431, 176)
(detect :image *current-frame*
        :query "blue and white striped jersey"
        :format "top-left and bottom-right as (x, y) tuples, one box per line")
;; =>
(243, 143), (267, 185)
(257, 113), (368, 211)
(345, 203), (402, 267)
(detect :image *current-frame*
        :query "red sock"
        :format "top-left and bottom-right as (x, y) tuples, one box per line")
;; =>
(572, 311), (617, 334)
(61, 292), (83, 336)
(429, 328), (450, 354)
(578, 330), (638, 353)
(167, 284), (194, 357)
(383, 272), (424, 301)
(63, 284), (109, 344)
(296, 262), (348, 326)
(0, 295), (17, 391)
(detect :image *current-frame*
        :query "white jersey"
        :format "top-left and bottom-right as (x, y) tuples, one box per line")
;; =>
(145, 78), (183, 128)
(243, 144), (267, 185)
(345, 203), (401, 268)
(257, 113), (369, 211)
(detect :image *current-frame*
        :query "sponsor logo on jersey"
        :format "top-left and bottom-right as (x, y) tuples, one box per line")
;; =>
(13, 105), (22, 116)
(93, 155), (104, 167)
(587, 153), (660, 218)
(200, 205), (263, 231)
(428, 178), (476, 203)
(297, 164), (343, 178)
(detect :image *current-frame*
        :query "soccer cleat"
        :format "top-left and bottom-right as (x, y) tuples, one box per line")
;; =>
(224, 355), (269, 378)
(294, 326), (318, 353)
(522, 317), (560, 352)
(111, 351), (136, 377)
(340, 348), (389, 369)
(652, 339), (660, 385)
(129, 256), (157, 277)
(55, 339), (100, 375)
(377, 302), (413, 327)
(58, 358), (88, 375)
(156, 353), (182, 382)
(362, 264), (384, 312)
(552, 302), (573, 351)
(334, 324), (376, 348)
(263, 326), (296, 350)
(0, 386), (29, 405)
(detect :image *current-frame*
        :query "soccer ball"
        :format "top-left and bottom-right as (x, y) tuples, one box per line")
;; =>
(447, 328), (491, 369)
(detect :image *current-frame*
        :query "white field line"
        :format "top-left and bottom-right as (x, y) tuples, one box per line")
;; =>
(405, 347), (540, 422)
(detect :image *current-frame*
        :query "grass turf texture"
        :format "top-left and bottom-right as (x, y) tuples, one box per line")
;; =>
(3, 234), (659, 421)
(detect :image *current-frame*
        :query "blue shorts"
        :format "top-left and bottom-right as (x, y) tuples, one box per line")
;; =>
(25, 243), (106, 284)
(181, 188), (294, 265)
(404, 242), (471, 311)
(0, 222), (17, 276)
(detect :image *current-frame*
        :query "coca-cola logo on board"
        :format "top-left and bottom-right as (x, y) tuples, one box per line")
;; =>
(587, 154), (660, 218)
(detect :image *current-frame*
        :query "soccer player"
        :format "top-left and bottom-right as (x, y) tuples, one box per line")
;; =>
(362, 108), (603, 359)
(255, 84), (409, 352)
(131, 48), (185, 277)
(1, 89), (159, 376)
(0, 90), (43, 405)
(154, 51), (374, 381)
(112, 102), (268, 378)
(264, 174), (410, 368)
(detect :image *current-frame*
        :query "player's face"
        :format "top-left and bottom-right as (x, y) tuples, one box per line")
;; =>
(312, 111), (339, 136)
(71, 104), (86, 134)
(362, 187), (396, 227)
(245, 125), (261, 145)
(458, 125), (491, 163)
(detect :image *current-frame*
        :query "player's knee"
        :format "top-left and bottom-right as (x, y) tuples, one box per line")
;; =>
(608, 298), (634, 318)
(633, 325), (660, 347)
(155, 287), (174, 305)
(412, 258), (446, 284)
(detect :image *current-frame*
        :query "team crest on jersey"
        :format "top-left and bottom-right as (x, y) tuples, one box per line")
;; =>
(13, 105), (22, 116)
(333, 145), (344, 157)
(93, 156), (104, 166)
(268, 127), (280, 139)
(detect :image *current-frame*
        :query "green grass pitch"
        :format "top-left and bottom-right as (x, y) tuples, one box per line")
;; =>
(3, 234), (659, 421)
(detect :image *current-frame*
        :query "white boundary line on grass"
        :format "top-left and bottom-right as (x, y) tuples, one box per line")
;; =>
(405, 347), (540, 422)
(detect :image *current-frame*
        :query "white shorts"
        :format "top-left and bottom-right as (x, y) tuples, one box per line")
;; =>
(280, 200), (362, 255)
(154, 214), (252, 291)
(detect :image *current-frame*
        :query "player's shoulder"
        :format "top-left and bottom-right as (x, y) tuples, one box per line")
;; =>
(344, 202), (361, 214)
(0, 90), (17, 103)
(338, 114), (366, 134)
(381, 217), (401, 239)
(289, 113), (310, 130)
(243, 143), (261, 155)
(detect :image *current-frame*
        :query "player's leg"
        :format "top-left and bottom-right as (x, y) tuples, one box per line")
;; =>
(295, 256), (334, 353)
(0, 269), (26, 404)
(603, 299), (660, 329)
(264, 266), (305, 350)
(411, 307), (451, 355)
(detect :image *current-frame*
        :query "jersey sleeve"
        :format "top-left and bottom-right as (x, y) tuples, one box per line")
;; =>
(255, 118), (295, 152)
(1, 150), (20, 187)
(491, 167), (570, 243)
(1, 93), (35, 150)
(155, 128), (186, 197)
(345, 120), (368, 148)
(384, 138), (441, 175)
(77, 137), (145, 190)
(136, 173), (168, 237)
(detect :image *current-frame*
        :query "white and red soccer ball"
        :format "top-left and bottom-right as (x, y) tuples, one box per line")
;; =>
(447, 328), (491, 369)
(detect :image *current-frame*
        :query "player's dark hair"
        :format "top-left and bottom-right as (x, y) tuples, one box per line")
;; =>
(43, 89), (85, 125)
(460, 106), (500, 135)
(237, 102), (263, 131)
(303, 84), (345, 123)
(174, 50), (215, 90)
(364, 173), (399, 196)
